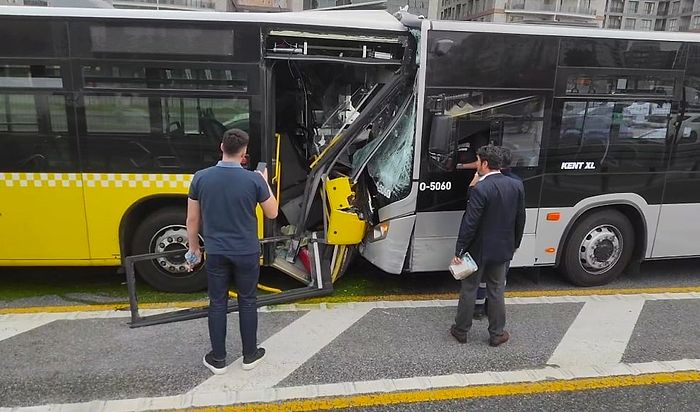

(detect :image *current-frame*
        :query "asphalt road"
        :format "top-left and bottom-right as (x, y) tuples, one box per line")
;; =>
(349, 382), (700, 412)
(1, 289), (698, 411)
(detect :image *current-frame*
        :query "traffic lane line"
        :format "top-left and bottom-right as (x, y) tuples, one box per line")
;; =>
(2, 286), (700, 315)
(2, 360), (698, 411)
(182, 371), (700, 412)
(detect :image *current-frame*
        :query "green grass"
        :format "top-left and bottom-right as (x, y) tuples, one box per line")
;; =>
(0, 267), (207, 305)
(0, 262), (459, 307)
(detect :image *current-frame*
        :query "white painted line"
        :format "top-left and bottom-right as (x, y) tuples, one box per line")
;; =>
(4, 359), (697, 412)
(190, 305), (373, 397)
(0, 317), (58, 342)
(547, 298), (646, 367)
(1, 292), (698, 323)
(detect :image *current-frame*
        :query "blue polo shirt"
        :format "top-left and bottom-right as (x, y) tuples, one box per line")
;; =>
(188, 161), (270, 255)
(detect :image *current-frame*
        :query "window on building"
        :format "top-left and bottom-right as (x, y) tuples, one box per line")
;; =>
(610, 0), (624, 13)
(628, 1), (639, 13)
(608, 16), (623, 29)
(671, 1), (680, 13)
(625, 18), (637, 29)
(692, 16), (700, 30)
(644, 2), (654, 14)
(641, 19), (653, 30)
(669, 19), (679, 31)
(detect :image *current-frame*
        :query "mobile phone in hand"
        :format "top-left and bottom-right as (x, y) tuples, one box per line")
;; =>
(256, 162), (267, 172)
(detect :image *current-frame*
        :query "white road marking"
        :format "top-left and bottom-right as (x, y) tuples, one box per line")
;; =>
(547, 298), (646, 367)
(2, 359), (698, 412)
(190, 305), (373, 396)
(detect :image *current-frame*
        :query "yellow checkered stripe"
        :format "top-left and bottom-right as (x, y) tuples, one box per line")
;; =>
(0, 173), (193, 189)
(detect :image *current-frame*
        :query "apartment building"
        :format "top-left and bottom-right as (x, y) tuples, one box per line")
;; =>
(605, 0), (700, 32)
(0, 0), (291, 11)
(437, 0), (606, 26)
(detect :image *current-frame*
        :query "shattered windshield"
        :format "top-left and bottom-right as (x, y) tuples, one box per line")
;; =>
(362, 97), (416, 207)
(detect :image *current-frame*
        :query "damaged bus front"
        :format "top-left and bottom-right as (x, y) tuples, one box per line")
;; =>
(265, 18), (420, 287)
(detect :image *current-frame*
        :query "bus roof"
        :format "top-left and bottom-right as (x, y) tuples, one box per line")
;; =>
(2, 6), (699, 44)
(0, 6), (408, 33)
(431, 20), (700, 44)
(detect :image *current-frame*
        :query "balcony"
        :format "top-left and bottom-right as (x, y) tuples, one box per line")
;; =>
(505, 0), (597, 16)
(609, 6), (624, 13)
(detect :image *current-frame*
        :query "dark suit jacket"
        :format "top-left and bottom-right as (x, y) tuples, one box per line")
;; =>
(455, 173), (526, 266)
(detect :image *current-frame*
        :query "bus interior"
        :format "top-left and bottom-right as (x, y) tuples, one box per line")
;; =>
(261, 28), (417, 284)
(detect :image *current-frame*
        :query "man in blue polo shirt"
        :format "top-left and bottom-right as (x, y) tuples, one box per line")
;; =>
(186, 128), (278, 375)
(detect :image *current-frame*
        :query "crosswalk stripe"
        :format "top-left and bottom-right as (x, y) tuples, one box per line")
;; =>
(547, 298), (646, 367)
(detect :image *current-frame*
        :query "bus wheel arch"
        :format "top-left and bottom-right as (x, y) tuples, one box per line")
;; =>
(119, 196), (207, 292)
(557, 204), (646, 286)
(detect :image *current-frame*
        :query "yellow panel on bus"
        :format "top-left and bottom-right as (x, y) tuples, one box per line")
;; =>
(1, 172), (266, 265)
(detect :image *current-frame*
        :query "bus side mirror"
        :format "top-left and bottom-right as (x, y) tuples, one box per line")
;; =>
(433, 39), (454, 57)
(429, 115), (455, 155)
(428, 115), (456, 171)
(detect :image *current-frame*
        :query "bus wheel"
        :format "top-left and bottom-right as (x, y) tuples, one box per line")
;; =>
(131, 207), (207, 293)
(560, 209), (635, 287)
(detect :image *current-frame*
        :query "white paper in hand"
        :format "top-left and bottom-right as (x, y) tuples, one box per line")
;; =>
(449, 253), (478, 280)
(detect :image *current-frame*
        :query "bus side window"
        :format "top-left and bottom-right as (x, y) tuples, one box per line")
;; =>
(0, 93), (73, 172)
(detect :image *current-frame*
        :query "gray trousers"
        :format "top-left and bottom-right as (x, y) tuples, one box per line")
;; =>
(454, 261), (508, 338)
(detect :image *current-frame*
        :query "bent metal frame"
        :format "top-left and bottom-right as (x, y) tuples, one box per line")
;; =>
(124, 234), (334, 328)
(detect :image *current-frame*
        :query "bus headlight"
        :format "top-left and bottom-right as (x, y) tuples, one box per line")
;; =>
(370, 222), (390, 242)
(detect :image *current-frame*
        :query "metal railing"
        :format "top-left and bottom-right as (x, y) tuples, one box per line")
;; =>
(124, 235), (333, 328)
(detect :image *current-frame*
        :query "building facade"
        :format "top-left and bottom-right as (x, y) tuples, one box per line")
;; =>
(437, 0), (606, 26)
(436, 0), (700, 31)
(0, 0), (290, 11)
(604, 0), (700, 32)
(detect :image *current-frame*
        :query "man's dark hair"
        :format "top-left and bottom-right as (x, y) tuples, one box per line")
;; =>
(498, 146), (513, 168)
(221, 129), (249, 156)
(476, 145), (506, 170)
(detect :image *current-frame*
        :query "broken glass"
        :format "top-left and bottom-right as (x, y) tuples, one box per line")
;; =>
(366, 98), (416, 207)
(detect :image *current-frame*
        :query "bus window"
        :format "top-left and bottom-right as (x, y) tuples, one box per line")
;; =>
(0, 93), (73, 172)
(559, 38), (686, 70)
(426, 93), (546, 171)
(556, 100), (671, 172)
(0, 65), (63, 89)
(81, 95), (250, 172)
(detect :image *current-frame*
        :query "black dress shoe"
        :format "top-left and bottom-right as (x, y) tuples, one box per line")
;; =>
(450, 325), (467, 344)
(489, 331), (510, 347)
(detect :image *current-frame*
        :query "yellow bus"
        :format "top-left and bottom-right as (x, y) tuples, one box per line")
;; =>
(0, 7), (408, 291)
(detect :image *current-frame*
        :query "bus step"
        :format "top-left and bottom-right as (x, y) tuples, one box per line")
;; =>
(272, 256), (312, 285)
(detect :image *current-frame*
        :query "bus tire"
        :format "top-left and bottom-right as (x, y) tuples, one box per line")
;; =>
(560, 209), (635, 287)
(131, 207), (207, 293)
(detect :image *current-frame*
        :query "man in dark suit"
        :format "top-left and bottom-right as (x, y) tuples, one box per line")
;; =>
(450, 145), (525, 347)
(473, 147), (522, 319)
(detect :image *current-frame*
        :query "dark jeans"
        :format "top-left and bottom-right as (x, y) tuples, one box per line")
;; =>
(206, 253), (259, 360)
(454, 261), (508, 338)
